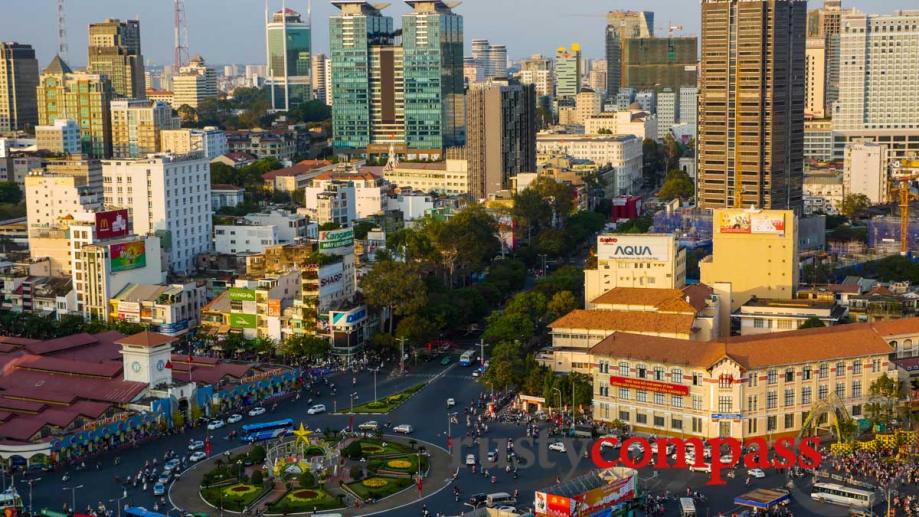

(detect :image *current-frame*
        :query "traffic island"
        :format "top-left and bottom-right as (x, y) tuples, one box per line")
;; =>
(339, 383), (426, 414)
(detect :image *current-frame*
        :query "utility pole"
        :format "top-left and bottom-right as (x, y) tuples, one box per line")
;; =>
(397, 337), (407, 374)
(478, 339), (485, 368)
(24, 478), (41, 516)
(372, 367), (378, 401)
(63, 485), (83, 514)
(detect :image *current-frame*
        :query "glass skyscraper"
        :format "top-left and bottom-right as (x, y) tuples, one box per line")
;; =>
(266, 7), (311, 112)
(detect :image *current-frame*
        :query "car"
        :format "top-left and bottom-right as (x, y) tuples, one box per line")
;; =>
(248, 407), (266, 417)
(548, 441), (567, 453)
(189, 451), (207, 462)
(719, 453), (734, 464)
(227, 414), (243, 424)
(486, 450), (498, 463)
(393, 424), (413, 434)
(446, 398), (455, 408)
(627, 441), (645, 454)
(472, 370), (480, 377)
(748, 468), (766, 478)
(307, 404), (327, 415)
(152, 483), (166, 496)
(495, 507), (517, 512)
(187, 440), (204, 451)
(466, 454), (477, 466)
(206, 419), (225, 430)
(157, 473), (170, 485)
(164, 459), (180, 472)
(688, 463), (712, 473)
(468, 493), (487, 507)
(358, 420), (379, 431)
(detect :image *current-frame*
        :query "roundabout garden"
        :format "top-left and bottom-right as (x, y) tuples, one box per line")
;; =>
(344, 383), (425, 414)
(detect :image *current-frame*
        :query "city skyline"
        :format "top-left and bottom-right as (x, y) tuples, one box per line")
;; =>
(1, 0), (914, 69)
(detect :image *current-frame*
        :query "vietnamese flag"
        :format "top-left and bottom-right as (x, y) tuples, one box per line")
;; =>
(447, 435), (452, 450)
(204, 438), (212, 456)
(416, 476), (423, 493)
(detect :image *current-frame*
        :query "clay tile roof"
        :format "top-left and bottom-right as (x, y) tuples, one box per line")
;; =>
(0, 417), (47, 441)
(589, 285), (711, 314)
(24, 333), (97, 355)
(590, 332), (724, 368)
(869, 317), (919, 337)
(115, 331), (176, 348)
(549, 309), (696, 336)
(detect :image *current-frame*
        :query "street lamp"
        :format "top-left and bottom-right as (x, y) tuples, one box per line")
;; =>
(108, 490), (128, 517)
(63, 484), (84, 514)
(22, 477), (40, 516)
(552, 387), (562, 413)
(350, 392), (359, 412)
(371, 367), (379, 402)
(237, 459), (243, 482)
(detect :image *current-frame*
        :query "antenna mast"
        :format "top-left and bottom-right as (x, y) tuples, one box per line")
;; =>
(173, 0), (189, 70)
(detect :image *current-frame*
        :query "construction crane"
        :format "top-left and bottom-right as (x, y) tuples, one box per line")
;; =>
(57, 0), (68, 60)
(890, 159), (919, 256)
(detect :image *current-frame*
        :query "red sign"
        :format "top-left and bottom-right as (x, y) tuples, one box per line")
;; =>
(608, 375), (689, 396)
(95, 209), (130, 240)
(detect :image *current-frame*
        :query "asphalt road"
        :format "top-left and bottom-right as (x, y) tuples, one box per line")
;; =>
(18, 350), (893, 517)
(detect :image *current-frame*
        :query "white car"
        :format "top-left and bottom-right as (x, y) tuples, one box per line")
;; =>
(206, 419), (225, 430)
(358, 420), (380, 431)
(164, 459), (180, 472)
(719, 453), (734, 464)
(307, 404), (327, 415)
(248, 407), (266, 417)
(689, 463), (712, 473)
(189, 451), (207, 462)
(472, 370), (480, 377)
(548, 441), (567, 453)
(446, 398), (455, 407)
(627, 441), (645, 454)
(748, 468), (766, 478)
(466, 454), (476, 466)
(227, 414), (243, 424)
(393, 424), (413, 434)
(187, 440), (204, 451)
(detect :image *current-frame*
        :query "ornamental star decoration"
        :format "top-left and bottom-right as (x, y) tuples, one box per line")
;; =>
(293, 422), (312, 446)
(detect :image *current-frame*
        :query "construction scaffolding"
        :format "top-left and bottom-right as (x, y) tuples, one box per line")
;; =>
(867, 216), (919, 255)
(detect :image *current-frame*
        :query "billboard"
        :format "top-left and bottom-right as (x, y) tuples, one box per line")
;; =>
(95, 209), (129, 240)
(228, 288), (256, 302)
(319, 262), (345, 297)
(229, 313), (257, 329)
(576, 473), (636, 514)
(718, 210), (787, 235)
(597, 235), (670, 262)
(534, 492), (575, 517)
(267, 299), (282, 317)
(608, 375), (689, 396)
(750, 213), (786, 235)
(718, 211), (752, 234)
(330, 306), (367, 328)
(319, 228), (354, 252)
(110, 240), (147, 272)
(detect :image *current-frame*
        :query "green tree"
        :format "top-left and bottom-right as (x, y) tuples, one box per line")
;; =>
(395, 314), (440, 347)
(504, 291), (548, 322)
(535, 228), (567, 257)
(288, 100), (332, 124)
(176, 104), (198, 125)
(546, 291), (578, 321)
(360, 260), (427, 333)
(865, 373), (906, 426)
(0, 182), (22, 204)
(482, 341), (526, 391)
(352, 220), (375, 240)
(840, 193), (871, 218)
(657, 169), (694, 201)
(799, 317), (826, 329)
(512, 188), (552, 241)
(482, 311), (535, 345)
(283, 334), (330, 360)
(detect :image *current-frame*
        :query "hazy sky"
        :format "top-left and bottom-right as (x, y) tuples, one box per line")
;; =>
(1, 0), (914, 68)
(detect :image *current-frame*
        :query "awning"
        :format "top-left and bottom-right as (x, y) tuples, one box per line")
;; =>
(734, 488), (790, 509)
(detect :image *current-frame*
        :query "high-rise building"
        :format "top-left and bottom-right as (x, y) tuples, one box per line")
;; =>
(311, 53), (328, 104)
(466, 80), (537, 199)
(605, 10), (653, 99)
(697, 0), (806, 212)
(516, 54), (553, 99)
(0, 42), (38, 132)
(471, 39), (490, 81)
(679, 86), (697, 128)
(402, 0), (464, 151)
(110, 99), (179, 159)
(555, 44), (581, 101)
(266, 7), (312, 112)
(25, 172), (101, 230)
(657, 89), (677, 140)
(102, 153), (211, 274)
(489, 45), (507, 79)
(160, 126), (228, 159)
(635, 90), (656, 114)
(37, 56), (113, 158)
(587, 59), (607, 96)
(87, 19), (145, 99)
(330, 1), (394, 153)
(172, 55), (217, 109)
(619, 37), (698, 93)
(323, 56), (333, 107)
(330, 0), (463, 157)
(574, 88), (603, 125)
(463, 56), (478, 87)
(805, 0), (846, 118)
(35, 119), (81, 154)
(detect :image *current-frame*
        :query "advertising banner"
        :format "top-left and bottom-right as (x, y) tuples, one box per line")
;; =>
(750, 213), (786, 235)
(95, 209), (130, 240)
(608, 375), (689, 396)
(597, 235), (670, 261)
(718, 211), (752, 234)
(229, 313), (257, 329)
(117, 301), (140, 313)
(267, 299), (282, 317)
(319, 262), (345, 297)
(576, 474), (636, 514)
(534, 491), (576, 517)
(319, 228), (354, 251)
(228, 288), (256, 302)
(110, 240), (147, 272)
(331, 306), (367, 328)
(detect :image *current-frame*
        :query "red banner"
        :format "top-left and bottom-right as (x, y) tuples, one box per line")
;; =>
(608, 375), (689, 396)
(95, 209), (129, 240)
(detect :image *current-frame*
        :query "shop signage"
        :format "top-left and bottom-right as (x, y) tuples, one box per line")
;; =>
(608, 375), (689, 396)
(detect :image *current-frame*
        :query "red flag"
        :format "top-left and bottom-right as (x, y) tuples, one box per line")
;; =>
(416, 476), (423, 492)
(447, 435), (452, 450)
(164, 360), (173, 370)
(204, 438), (212, 456)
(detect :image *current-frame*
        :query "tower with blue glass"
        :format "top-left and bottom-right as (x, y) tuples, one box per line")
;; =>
(266, 6), (312, 112)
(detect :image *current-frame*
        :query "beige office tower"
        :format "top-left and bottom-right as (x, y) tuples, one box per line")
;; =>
(805, 0), (846, 118)
(697, 0), (806, 212)
(172, 55), (217, 109)
(88, 18), (145, 98)
(0, 43), (39, 132)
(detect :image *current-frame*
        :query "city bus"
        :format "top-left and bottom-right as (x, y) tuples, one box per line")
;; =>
(810, 482), (876, 510)
(459, 350), (476, 367)
(240, 418), (295, 442)
(125, 507), (169, 517)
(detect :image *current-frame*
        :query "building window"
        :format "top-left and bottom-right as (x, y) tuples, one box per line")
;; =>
(693, 373), (703, 386)
(637, 364), (647, 378)
(692, 417), (702, 433)
(785, 413), (795, 429)
(872, 359), (881, 372)
(784, 389), (794, 407)
(747, 418), (758, 434)
(619, 411), (630, 421)
(618, 361), (629, 376)
(654, 367), (665, 381)
(671, 368), (683, 383)
(747, 395), (757, 411)
(692, 395), (703, 411)
(654, 415), (665, 427)
(852, 381), (861, 398)
(636, 413), (647, 424)
(852, 405), (862, 417)
(754, 318), (765, 328)
(819, 363), (829, 378)
(836, 383), (845, 399)
(853, 362), (862, 375)
(747, 374), (757, 387)
(785, 368), (795, 382)
(836, 361), (846, 376)
(619, 388), (629, 400)
(719, 374), (732, 388)
(672, 396), (683, 408)
(767, 369), (777, 384)
(672, 418), (683, 430)
(767, 416), (777, 432)
(718, 396), (732, 412)
(599, 361), (609, 374)
(654, 392), (665, 405)
(636, 390), (647, 403)
(767, 391), (777, 409)
(802, 386), (812, 405)
(819, 384), (828, 400)
(803, 366), (812, 380)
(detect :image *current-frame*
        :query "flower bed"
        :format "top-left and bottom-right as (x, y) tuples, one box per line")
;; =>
(367, 454), (427, 474)
(265, 488), (343, 513)
(200, 483), (265, 511)
(346, 476), (412, 500)
(346, 383), (425, 414)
